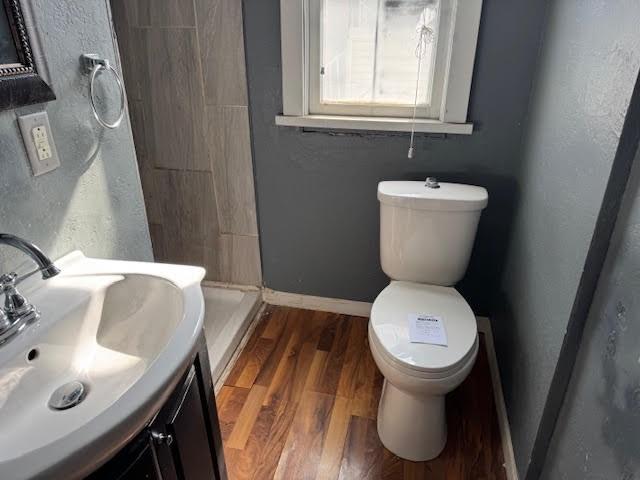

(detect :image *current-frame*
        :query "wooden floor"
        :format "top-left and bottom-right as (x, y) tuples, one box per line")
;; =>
(216, 306), (506, 480)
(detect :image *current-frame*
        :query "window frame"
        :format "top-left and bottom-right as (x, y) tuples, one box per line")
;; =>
(277, 0), (483, 134)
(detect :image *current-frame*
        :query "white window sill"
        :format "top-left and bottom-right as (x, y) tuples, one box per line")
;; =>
(275, 114), (473, 135)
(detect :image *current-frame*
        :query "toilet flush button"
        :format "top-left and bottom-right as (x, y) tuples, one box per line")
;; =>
(408, 314), (448, 346)
(425, 177), (440, 189)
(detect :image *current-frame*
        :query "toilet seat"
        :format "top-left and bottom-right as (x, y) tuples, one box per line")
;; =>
(370, 281), (478, 379)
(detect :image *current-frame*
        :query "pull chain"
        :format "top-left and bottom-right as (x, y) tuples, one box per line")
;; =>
(408, 8), (436, 159)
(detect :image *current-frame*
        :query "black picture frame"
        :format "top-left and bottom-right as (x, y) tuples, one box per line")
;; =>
(0, 0), (55, 111)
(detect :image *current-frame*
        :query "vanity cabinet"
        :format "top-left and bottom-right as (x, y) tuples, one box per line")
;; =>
(87, 333), (227, 480)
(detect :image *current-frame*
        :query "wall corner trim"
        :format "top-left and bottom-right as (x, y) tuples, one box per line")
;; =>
(477, 316), (520, 480)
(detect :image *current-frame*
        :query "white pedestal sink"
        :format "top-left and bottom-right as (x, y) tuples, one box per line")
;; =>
(0, 252), (206, 479)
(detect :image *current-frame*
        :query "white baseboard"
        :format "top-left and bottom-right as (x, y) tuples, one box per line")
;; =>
(477, 317), (519, 480)
(262, 289), (372, 317)
(201, 280), (261, 292)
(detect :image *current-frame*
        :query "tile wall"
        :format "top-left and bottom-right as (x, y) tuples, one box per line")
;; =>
(110, 0), (261, 285)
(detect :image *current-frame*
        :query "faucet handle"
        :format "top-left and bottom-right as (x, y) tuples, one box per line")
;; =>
(0, 274), (16, 329)
(0, 308), (8, 329)
(1, 267), (49, 288)
(1, 272), (37, 321)
(0, 272), (18, 290)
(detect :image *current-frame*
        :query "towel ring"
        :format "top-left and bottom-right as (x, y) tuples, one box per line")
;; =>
(80, 54), (126, 129)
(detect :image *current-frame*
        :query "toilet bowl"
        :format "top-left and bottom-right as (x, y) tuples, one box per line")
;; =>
(369, 281), (479, 461)
(371, 181), (488, 461)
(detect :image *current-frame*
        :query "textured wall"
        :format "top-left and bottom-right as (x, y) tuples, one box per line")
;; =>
(0, 0), (151, 274)
(110, 0), (262, 286)
(243, 0), (547, 314)
(495, 0), (640, 475)
(540, 149), (640, 480)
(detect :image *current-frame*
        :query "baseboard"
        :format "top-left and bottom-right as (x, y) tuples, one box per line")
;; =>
(477, 317), (519, 480)
(262, 289), (373, 317)
(201, 280), (261, 292)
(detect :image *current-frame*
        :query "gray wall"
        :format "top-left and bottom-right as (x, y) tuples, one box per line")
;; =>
(243, 0), (547, 314)
(495, 0), (640, 475)
(0, 0), (151, 273)
(540, 149), (640, 480)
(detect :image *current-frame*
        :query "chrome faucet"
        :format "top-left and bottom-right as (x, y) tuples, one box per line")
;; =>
(0, 234), (60, 345)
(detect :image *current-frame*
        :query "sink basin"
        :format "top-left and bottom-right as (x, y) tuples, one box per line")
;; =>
(0, 252), (206, 479)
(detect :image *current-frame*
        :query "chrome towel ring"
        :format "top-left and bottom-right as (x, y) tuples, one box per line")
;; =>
(80, 53), (126, 129)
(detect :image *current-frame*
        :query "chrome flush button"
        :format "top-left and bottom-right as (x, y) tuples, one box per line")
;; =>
(425, 177), (440, 189)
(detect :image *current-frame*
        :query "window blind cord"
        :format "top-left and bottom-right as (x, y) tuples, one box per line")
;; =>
(408, 25), (432, 159)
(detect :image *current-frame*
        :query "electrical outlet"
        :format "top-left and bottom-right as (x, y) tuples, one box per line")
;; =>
(18, 111), (60, 177)
(32, 126), (53, 160)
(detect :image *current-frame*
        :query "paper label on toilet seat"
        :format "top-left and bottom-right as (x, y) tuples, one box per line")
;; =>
(408, 314), (448, 346)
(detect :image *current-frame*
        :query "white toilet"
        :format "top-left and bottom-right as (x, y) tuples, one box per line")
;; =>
(369, 179), (488, 461)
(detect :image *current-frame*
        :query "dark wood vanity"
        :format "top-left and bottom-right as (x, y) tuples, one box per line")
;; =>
(86, 333), (227, 480)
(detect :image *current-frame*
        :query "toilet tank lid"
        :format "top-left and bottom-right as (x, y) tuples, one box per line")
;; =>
(378, 181), (488, 211)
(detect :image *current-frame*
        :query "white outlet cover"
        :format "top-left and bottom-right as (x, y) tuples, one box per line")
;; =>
(18, 111), (61, 177)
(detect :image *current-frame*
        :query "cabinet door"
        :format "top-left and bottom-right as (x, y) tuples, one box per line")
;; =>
(118, 444), (162, 480)
(166, 366), (218, 480)
(147, 429), (179, 480)
(86, 435), (162, 480)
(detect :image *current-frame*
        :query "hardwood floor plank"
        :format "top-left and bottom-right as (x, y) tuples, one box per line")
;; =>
(251, 402), (295, 480)
(216, 386), (249, 441)
(225, 406), (276, 480)
(314, 316), (351, 395)
(305, 350), (329, 391)
(350, 343), (382, 420)
(316, 312), (342, 351)
(273, 391), (334, 480)
(338, 415), (385, 480)
(215, 385), (233, 411)
(254, 309), (300, 387)
(382, 449), (404, 480)
(254, 334), (318, 479)
(403, 460), (426, 480)
(260, 310), (332, 403)
(316, 395), (351, 480)
(336, 316), (369, 398)
(222, 448), (244, 480)
(226, 385), (268, 450)
(234, 337), (276, 388)
(260, 307), (287, 339)
(263, 334), (317, 408)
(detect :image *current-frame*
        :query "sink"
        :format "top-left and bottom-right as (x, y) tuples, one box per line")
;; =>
(0, 252), (206, 479)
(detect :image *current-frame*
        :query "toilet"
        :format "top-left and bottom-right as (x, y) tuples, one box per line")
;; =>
(369, 179), (488, 461)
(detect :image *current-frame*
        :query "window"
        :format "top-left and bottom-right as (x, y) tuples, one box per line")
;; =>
(277, 0), (483, 134)
(309, 0), (447, 118)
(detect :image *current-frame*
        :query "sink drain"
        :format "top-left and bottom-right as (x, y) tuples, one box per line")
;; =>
(48, 381), (86, 410)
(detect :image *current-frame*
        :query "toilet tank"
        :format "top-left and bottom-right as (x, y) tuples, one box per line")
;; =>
(378, 181), (488, 286)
